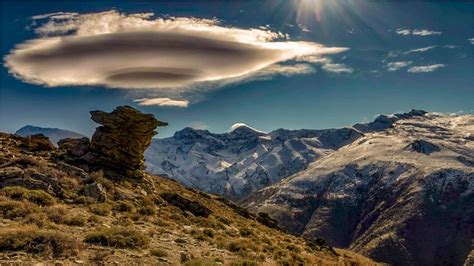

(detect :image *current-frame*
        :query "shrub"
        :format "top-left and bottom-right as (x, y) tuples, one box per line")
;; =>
(203, 229), (215, 238)
(174, 238), (187, 244)
(150, 248), (167, 257)
(90, 203), (112, 216)
(46, 206), (68, 224)
(183, 259), (218, 266)
(84, 227), (149, 249)
(231, 260), (259, 266)
(1, 186), (55, 206)
(0, 200), (37, 219)
(0, 226), (80, 257)
(113, 200), (135, 212)
(138, 198), (156, 216)
(227, 241), (244, 252)
(239, 227), (253, 237)
(63, 215), (87, 226)
(24, 212), (50, 227)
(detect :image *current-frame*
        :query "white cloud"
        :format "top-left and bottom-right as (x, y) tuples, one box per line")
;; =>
(396, 28), (441, 36)
(321, 63), (353, 74)
(405, 46), (437, 54)
(469, 38), (474, 44)
(229, 123), (265, 133)
(5, 10), (349, 93)
(31, 12), (79, 20)
(407, 64), (445, 73)
(387, 61), (412, 71)
(134, 97), (189, 107)
(396, 29), (411, 35)
(297, 24), (311, 32)
(412, 29), (442, 36)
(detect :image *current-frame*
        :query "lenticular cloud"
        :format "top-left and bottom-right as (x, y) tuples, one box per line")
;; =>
(4, 10), (348, 91)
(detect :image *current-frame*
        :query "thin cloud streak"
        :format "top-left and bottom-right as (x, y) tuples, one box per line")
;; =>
(396, 28), (441, 36)
(407, 64), (445, 73)
(134, 98), (189, 107)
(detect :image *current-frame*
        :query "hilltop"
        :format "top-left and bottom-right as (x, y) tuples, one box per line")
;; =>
(0, 106), (376, 265)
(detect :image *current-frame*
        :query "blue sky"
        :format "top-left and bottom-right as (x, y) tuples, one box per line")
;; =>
(1, 0), (473, 138)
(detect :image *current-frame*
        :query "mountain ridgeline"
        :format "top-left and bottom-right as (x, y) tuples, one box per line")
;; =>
(144, 110), (428, 200)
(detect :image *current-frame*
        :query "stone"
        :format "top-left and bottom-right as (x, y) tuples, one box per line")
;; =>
(58, 137), (90, 158)
(89, 106), (167, 178)
(83, 182), (107, 202)
(57, 106), (167, 179)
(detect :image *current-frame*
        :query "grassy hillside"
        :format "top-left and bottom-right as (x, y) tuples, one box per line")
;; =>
(0, 132), (377, 265)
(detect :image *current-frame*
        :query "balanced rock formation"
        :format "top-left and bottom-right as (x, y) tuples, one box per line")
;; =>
(59, 106), (167, 178)
(89, 106), (167, 178)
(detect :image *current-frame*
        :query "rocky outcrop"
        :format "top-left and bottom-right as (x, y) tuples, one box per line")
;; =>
(90, 106), (167, 178)
(83, 182), (107, 202)
(59, 106), (167, 179)
(407, 139), (440, 155)
(20, 134), (55, 152)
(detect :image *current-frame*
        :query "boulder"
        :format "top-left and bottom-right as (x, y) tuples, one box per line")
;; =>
(20, 134), (55, 152)
(83, 182), (107, 202)
(90, 106), (167, 178)
(58, 106), (167, 179)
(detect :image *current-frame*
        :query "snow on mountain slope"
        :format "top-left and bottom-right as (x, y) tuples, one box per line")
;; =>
(145, 123), (363, 200)
(241, 112), (474, 266)
(15, 125), (86, 146)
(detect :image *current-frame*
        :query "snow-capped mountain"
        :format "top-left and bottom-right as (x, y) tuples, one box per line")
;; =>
(15, 125), (86, 146)
(145, 125), (363, 200)
(145, 111), (430, 200)
(241, 112), (474, 265)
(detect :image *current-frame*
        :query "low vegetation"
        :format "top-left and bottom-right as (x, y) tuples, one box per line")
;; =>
(0, 226), (80, 257)
(0, 132), (377, 265)
(84, 227), (149, 249)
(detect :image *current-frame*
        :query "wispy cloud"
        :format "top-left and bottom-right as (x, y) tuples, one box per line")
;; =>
(407, 64), (445, 73)
(5, 10), (348, 95)
(469, 38), (474, 44)
(297, 24), (311, 32)
(396, 28), (441, 36)
(321, 63), (353, 74)
(386, 61), (412, 71)
(385, 46), (437, 60)
(134, 98), (189, 107)
(405, 46), (437, 54)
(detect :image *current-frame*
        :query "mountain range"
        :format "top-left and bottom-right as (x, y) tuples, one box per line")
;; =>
(242, 111), (474, 265)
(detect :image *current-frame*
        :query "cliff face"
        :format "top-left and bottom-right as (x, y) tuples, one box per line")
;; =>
(242, 112), (474, 266)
